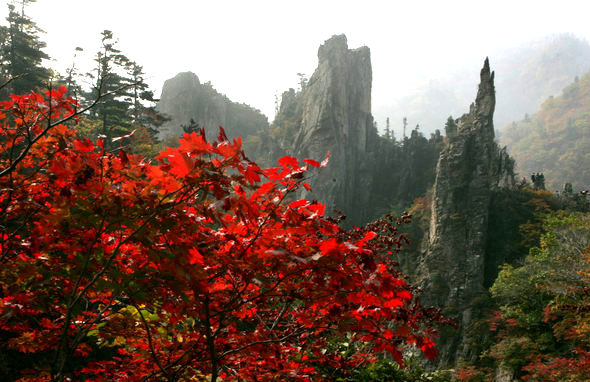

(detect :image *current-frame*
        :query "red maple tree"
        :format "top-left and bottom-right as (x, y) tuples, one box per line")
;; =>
(0, 89), (445, 381)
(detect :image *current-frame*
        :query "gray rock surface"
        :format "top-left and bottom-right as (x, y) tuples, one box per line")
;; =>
(156, 71), (268, 145)
(275, 35), (382, 224)
(417, 59), (515, 364)
(267, 35), (442, 227)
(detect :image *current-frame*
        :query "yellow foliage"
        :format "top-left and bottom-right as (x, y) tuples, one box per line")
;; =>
(8, 331), (38, 353)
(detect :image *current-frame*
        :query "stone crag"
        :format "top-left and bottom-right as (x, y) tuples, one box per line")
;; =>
(417, 59), (515, 365)
(288, 35), (380, 225)
(156, 71), (268, 148)
(157, 36), (441, 228)
(269, 35), (441, 226)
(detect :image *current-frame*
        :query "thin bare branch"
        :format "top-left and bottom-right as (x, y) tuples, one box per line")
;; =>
(133, 302), (173, 380)
(0, 73), (27, 91)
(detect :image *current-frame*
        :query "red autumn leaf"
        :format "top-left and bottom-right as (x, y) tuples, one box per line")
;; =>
(244, 162), (262, 184)
(178, 131), (210, 154)
(168, 151), (193, 178)
(303, 158), (321, 167)
(421, 339), (438, 361)
(278, 155), (299, 168)
(73, 138), (95, 153)
(289, 199), (308, 209)
(118, 149), (129, 166)
(384, 298), (404, 308)
(188, 248), (205, 265)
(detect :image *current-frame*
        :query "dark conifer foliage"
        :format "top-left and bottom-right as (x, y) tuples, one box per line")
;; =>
(0, 0), (51, 97)
(85, 30), (134, 142)
(77, 30), (165, 153)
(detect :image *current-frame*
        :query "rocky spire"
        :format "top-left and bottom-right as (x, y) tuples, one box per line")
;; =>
(474, 58), (495, 118)
(417, 58), (513, 365)
(288, 34), (379, 225)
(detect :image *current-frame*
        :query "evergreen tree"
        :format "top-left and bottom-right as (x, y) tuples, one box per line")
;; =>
(384, 117), (392, 140)
(402, 117), (408, 139)
(0, 0), (51, 96)
(444, 116), (457, 137)
(126, 61), (167, 137)
(60, 46), (85, 99)
(85, 30), (134, 143)
(80, 31), (166, 155)
(181, 118), (200, 134)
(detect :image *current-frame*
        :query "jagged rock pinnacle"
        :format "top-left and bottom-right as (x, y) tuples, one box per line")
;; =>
(318, 34), (349, 61)
(418, 57), (514, 366)
(475, 57), (496, 117)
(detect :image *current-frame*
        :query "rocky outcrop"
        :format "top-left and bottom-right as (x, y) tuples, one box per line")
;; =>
(156, 72), (268, 147)
(267, 35), (385, 225)
(156, 37), (440, 228)
(266, 35), (443, 226)
(417, 59), (515, 364)
(290, 35), (379, 224)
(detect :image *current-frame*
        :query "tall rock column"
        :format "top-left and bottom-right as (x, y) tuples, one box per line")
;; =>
(417, 59), (508, 364)
(290, 35), (378, 225)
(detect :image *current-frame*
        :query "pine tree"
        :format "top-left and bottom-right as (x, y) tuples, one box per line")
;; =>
(85, 30), (134, 143)
(0, 0), (51, 96)
(444, 116), (457, 137)
(384, 117), (393, 141)
(402, 117), (408, 140)
(126, 61), (167, 136)
(60, 46), (85, 98)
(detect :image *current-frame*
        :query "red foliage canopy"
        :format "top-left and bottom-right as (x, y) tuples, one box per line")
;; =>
(0, 89), (444, 381)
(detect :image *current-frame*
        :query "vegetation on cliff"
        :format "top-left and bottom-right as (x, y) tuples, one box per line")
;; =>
(456, 211), (590, 381)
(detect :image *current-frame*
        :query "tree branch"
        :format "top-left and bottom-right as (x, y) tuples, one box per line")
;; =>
(0, 81), (138, 179)
(133, 302), (172, 380)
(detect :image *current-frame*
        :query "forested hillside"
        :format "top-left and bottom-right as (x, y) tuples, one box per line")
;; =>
(501, 72), (590, 191)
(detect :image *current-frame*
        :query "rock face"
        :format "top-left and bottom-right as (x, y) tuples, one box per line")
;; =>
(267, 35), (442, 227)
(267, 35), (380, 224)
(156, 37), (441, 228)
(156, 72), (268, 146)
(417, 59), (514, 364)
(292, 35), (379, 224)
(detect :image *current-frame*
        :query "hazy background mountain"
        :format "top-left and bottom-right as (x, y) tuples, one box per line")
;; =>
(500, 72), (590, 191)
(373, 34), (590, 136)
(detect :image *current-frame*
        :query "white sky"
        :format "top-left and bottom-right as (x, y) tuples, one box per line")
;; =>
(3, 0), (590, 123)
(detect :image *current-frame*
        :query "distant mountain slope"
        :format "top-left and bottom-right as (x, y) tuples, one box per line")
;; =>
(374, 34), (590, 135)
(500, 72), (590, 191)
(494, 34), (590, 129)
